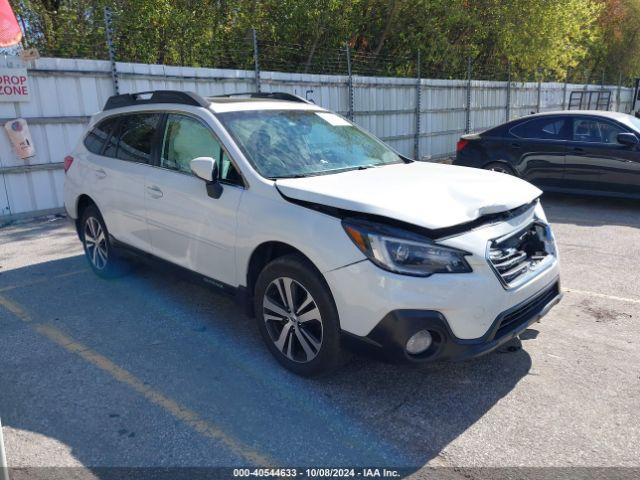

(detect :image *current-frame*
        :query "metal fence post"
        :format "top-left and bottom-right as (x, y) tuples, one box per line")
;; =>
(414, 51), (421, 160)
(252, 28), (261, 92)
(616, 72), (622, 111)
(0, 418), (8, 480)
(465, 56), (472, 134)
(536, 70), (542, 113)
(562, 77), (568, 110)
(103, 6), (119, 95)
(584, 70), (589, 92)
(346, 43), (354, 121)
(505, 62), (511, 122)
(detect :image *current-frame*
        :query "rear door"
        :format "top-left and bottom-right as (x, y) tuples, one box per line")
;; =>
(508, 116), (570, 189)
(564, 116), (640, 195)
(144, 112), (244, 285)
(85, 112), (162, 251)
(87, 112), (160, 251)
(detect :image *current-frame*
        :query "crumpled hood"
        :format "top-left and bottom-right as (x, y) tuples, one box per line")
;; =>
(275, 162), (541, 230)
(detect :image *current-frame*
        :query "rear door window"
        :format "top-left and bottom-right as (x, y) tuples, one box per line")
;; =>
(84, 117), (119, 155)
(511, 117), (568, 140)
(115, 113), (162, 164)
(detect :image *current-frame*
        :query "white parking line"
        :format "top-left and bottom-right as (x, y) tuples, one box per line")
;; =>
(564, 288), (640, 305)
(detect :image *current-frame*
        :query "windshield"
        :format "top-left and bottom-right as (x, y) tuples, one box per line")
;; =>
(618, 113), (640, 133)
(216, 109), (403, 178)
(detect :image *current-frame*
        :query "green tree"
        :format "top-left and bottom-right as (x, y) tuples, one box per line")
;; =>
(8, 0), (638, 82)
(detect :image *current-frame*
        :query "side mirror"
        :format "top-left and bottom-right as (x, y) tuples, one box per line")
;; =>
(190, 156), (223, 199)
(617, 132), (639, 147)
(190, 156), (216, 181)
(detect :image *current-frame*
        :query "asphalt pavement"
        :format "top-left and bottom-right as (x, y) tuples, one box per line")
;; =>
(0, 193), (638, 479)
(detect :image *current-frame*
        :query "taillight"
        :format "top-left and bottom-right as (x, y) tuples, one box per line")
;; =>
(456, 139), (470, 153)
(63, 155), (74, 173)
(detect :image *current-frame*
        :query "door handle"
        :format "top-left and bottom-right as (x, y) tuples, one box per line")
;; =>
(146, 185), (163, 199)
(511, 142), (521, 149)
(95, 168), (107, 179)
(572, 147), (585, 155)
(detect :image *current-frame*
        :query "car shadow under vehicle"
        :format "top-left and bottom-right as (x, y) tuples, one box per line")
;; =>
(0, 252), (532, 476)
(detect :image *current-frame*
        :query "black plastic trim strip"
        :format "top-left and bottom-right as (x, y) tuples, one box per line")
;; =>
(209, 92), (312, 104)
(108, 236), (249, 309)
(104, 91), (210, 111)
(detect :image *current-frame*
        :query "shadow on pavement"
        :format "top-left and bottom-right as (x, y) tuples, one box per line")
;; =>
(541, 192), (640, 228)
(0, 253), (532, 476)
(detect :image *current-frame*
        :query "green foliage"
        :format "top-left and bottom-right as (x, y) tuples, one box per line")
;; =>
(8, 0), (638, 82)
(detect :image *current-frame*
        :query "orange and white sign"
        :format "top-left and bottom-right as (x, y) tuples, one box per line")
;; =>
(0, 68), (30, 102)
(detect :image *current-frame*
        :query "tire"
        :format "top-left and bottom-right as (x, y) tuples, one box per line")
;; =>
(484, 162), (517, 176)
(254, 254), (344, 376)
(80, 204), (128, 278)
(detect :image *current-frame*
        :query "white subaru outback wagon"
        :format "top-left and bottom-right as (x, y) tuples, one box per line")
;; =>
(64, 90), (561, 375)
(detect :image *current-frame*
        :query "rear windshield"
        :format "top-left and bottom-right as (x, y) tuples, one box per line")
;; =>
(216, 109), (403, 179)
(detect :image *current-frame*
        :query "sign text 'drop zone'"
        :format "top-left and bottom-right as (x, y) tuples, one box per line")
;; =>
(0, 68), (30, 102)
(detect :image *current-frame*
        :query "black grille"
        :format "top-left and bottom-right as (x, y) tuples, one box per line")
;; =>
(495, 282), (560, 339)
(488, 223), (553, 287)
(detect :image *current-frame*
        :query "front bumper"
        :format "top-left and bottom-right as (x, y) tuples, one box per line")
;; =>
(348, 279), (561, 363)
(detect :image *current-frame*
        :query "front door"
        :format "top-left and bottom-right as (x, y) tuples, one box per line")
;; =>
(564, 116), (640, 195)
(144, 113), (244, 286)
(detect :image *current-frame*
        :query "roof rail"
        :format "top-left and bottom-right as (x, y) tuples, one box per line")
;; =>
(103, 90), (210, 111)
(210, 92), (312, 104)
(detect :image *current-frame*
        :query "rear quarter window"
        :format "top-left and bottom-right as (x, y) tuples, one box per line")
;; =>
(84, 117), (119, 155)
(482, 124), (508, 137)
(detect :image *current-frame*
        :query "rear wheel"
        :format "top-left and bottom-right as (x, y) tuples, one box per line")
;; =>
(80, 205), (127, 278)
(484, 162), (516, 176)
(254, 254), (343, 376)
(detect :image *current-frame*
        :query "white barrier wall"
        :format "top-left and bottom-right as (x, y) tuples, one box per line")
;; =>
(0, 57), (634, 221)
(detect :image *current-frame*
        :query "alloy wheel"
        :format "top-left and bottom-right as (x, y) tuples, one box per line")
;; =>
(262, 277), (323, 363)
(84, 216), (108, 270)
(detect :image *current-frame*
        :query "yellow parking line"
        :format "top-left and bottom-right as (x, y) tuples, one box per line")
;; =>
(564, 288), (640, 305)
(0, 297), (272, 466)
(0, 269), (87, 293)
(0, 294), (32, 322)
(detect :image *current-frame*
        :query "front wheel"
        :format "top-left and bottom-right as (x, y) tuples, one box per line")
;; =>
(254, 254), (344, 376)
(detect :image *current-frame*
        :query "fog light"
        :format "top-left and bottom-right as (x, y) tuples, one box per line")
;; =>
(405, 330), (433, 355)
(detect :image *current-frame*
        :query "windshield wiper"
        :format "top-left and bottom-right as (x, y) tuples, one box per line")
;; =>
(272, 173), (309, 179)
(273, 164), (382, 180)
(356, 164), (378, 170)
